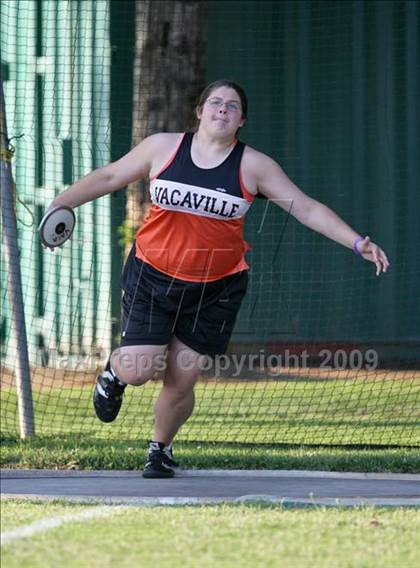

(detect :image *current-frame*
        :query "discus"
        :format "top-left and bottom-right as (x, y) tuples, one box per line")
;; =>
(38, 205), (76, 248)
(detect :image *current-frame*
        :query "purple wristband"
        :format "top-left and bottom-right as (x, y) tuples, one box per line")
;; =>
(353, 236), (365, 256)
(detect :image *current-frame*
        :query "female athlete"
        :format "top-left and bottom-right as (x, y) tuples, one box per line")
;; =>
(44, 80), (389, 478)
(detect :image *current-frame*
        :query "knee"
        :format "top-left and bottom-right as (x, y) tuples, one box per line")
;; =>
(162, 379), (195, 403)
(111, 351), (162, 386)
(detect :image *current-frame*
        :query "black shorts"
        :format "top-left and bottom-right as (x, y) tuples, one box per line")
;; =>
(119, 246), (248, 357)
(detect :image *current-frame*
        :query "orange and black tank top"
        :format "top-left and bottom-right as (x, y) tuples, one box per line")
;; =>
(135, 132), (255, 282)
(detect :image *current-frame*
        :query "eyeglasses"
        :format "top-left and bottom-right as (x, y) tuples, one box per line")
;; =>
(206, 97), (241, 113)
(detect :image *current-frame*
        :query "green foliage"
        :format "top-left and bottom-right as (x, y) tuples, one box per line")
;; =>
(117, 220), (136, 249)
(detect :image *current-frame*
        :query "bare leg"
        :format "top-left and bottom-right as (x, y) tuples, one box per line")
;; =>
(110, 344), (168, 386)
(153, 337), (207, 445)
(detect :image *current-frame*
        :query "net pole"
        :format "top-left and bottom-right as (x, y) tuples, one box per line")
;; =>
(0, 72), (35, 438)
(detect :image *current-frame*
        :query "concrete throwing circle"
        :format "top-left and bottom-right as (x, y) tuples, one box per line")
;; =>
(1, 469), (419, 507)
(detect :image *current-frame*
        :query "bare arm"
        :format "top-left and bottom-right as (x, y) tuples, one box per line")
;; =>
(48, 133), (164, 210)
(254, 153), (390, 275)
(297, 201), (360, 249)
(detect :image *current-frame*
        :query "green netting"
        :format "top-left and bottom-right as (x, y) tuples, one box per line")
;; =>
(1, 0), (419, 447)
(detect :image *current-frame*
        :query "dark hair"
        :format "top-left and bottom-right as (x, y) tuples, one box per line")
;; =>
(195, 79), (248, 121)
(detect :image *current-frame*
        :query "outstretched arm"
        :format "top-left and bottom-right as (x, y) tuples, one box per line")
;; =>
(254, 152), (390, 275)
(47, 133), (163, 210)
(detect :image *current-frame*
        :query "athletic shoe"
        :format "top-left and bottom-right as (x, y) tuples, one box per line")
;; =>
(162, 444), (180, 469)
(93, 362), (126, 423)
(142, 441), (175, 478)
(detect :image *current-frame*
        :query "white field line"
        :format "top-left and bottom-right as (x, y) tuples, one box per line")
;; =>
(1, 505), (126, 546)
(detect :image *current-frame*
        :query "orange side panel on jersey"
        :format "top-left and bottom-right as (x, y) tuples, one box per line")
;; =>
(239, 168), (256, 203)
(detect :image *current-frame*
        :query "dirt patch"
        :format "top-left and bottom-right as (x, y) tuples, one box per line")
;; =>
(1, 366), (97, 389)
(1, 365), (419, 391)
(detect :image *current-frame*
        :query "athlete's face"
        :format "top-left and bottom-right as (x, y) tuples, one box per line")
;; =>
(196, 86), (245, 137)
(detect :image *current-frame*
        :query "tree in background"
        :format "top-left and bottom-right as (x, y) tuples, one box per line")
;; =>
(123, 0), (208, 255)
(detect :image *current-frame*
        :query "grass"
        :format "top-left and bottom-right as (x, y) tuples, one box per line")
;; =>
(2, 377), (419, 444)
(1, 500), (92, 532)
(1, 434), (420, 472)
(1, 376), (419, 472)
(1, 500), (420, 568)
